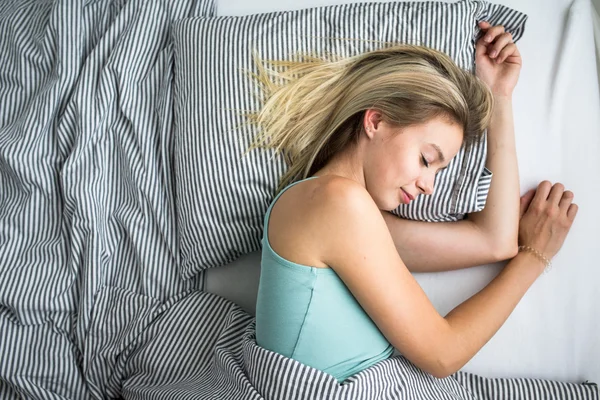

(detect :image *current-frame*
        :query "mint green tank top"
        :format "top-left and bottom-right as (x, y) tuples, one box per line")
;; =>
(255, 176), (394, 383)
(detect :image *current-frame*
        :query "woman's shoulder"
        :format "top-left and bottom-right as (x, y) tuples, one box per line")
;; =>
(310, 175), (377, 216)
(293, 174), (373, 216)
(271, 175), (369, 233)
(268, 175), (377, 269)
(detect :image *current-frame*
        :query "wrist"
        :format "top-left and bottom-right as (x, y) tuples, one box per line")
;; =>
(513, 251), (546, 275)
(487, 94), (514, 128)
(492, 92), (513, 103)
(515, 246), (552, 274)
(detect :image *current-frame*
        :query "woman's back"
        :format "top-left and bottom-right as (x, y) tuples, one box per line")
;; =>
(255, 175), (394, 383)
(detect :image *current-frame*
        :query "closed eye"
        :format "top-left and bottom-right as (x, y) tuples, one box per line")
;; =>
(421, 155), (429, 168)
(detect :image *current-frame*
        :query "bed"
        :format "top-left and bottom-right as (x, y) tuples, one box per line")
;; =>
(0, 0), (598, 398)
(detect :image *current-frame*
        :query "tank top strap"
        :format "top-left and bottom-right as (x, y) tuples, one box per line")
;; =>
(263, 176), (320, 234)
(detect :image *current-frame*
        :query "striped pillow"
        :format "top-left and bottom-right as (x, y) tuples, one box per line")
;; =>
(172, 0), (528, 279)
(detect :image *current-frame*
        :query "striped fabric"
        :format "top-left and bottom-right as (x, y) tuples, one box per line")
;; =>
(0, 0), (213, 397)
(85, 287), (599, 399)
(172, 0), (527, 280)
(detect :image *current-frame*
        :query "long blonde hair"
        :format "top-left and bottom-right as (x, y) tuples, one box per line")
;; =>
(243, 44), (494, 195)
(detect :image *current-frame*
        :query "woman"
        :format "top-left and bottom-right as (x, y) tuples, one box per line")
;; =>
(248, 21), (578, 383)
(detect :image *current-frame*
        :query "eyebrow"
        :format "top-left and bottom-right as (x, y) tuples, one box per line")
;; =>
(429, 143), (446, 164)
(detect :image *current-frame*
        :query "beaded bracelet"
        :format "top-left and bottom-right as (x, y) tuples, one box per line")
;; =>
(518, 245), (552, 273)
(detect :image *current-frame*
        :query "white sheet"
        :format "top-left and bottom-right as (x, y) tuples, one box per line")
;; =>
(205, 0), (600, 384)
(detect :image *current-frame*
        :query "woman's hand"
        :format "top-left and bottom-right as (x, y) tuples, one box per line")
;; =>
(518, 181), (578, 260)
(475, 21), (522, 98)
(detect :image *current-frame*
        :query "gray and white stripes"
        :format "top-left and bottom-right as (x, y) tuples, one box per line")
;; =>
(0, 0), (211, 397)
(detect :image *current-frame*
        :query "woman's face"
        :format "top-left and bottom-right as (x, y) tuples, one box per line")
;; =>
(362, 111), (464, 211)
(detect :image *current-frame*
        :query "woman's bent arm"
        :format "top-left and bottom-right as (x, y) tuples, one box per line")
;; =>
(382, 20), (525, 273)
(465, 95), (520, 255)
(441, 178), (578, 375)
(381, 95), (520, 273)
(319, 178), (573, 379)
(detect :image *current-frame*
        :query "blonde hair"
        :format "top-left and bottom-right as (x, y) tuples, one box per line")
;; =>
(243, 44), (494, 195)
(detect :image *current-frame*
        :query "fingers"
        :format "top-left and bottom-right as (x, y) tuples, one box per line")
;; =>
(476, 22), (519, 65)
(496, 43), (523, 64)
(531, 181), (579, 223)
(476, 21), (493, 56)
(567, 203), (579, 222)
(558, 190), (574, 211)
(481, 24), (506, 44)
(520, 189), (536, 218)
(531, 180), (552, 207)
(494, 43), (518, 64)
(475, 30), (489, 58)
(548, 182), (565, 205)
(487, 32), (513, 59)
(557, 189), (578, 223)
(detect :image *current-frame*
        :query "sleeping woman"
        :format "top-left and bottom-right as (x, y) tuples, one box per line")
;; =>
(247, 21), (578, 383)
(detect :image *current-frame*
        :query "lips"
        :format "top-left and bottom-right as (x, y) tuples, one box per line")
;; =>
(401, 189), (412, 203)
(403, 190), (415, 201)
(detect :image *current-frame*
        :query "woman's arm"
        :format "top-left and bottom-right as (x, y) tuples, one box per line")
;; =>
(382, 22), (522, 273)
(382, 95), (519, 272)
(321, 177), (576, 379)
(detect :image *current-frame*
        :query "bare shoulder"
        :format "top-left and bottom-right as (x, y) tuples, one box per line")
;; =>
(302, 175), (395, 270)
(315, 178), (453, 379)
(304, 175), (381, 233)
(268, 175), (375, 269)
(312, 177), (395, 268)
(313, 176), (385, 237)
(313, 175), (374, 210)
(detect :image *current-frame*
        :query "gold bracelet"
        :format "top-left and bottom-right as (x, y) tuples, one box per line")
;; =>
(518, 245), (552, 273)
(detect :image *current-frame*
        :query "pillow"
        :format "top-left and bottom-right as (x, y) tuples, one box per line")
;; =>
(172, 0), (528, 280)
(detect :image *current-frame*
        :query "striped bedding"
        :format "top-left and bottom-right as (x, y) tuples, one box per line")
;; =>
(0, 0), (211, 397)
(0, 0), (597, 398)
(85, 288), (598, 399)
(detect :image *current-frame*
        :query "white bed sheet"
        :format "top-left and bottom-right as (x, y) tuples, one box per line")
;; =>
(205, 0), (600, 384)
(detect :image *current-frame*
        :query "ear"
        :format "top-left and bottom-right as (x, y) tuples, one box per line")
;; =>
(363, 108), (382, 139)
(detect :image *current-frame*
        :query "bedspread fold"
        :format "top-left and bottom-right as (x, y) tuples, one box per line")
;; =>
(84, 288), (598, 400)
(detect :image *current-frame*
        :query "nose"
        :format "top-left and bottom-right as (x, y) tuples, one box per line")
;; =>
(416, 173), (435, 196)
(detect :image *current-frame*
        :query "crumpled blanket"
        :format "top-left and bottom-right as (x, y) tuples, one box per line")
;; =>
(85, 287), (598, 399)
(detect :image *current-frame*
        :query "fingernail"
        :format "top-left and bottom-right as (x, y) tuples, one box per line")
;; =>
(484, 35), (492, 42)
(490, 50), (497, 57)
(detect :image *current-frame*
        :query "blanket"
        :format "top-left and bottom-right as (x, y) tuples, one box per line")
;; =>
(86, 288), (598, 399)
